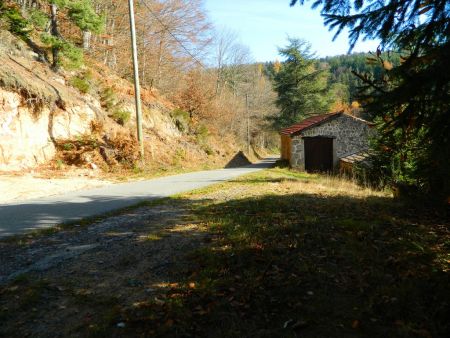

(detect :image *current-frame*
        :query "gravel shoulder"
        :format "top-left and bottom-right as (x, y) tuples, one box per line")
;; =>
(0, 200), (208, 337)
(0, 173), (112, 204)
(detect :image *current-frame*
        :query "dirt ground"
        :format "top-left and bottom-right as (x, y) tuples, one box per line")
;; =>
(0, 200), (209, 337)
(0, 170), (112, 204)
(0, 169), (449, 337)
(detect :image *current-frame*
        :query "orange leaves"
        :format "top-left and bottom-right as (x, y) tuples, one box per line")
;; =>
(273, 60), (281, 74)
(352, 319), (360, 329)
(383, 60), (394, 70)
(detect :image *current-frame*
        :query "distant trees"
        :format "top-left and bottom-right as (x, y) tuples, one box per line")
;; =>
(212, 28), (252, 96)
(320, 53), (398, 104)
(271, 38), (330, 129)
(0, 0), (279, 153)
(88, 0), (211, 93)
(291, 0), (450, 202)
(46, 0), (103, 69)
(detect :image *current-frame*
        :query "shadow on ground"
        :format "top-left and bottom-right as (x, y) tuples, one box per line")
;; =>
(224, 151), (252, 168)
(122, 193), (450, 337)
(0, 194), (165, 237)
(1, 191), (448, 337)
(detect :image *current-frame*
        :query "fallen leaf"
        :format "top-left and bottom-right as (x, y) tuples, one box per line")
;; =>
(283, 319), (293, 328)
(292, 320), (308, 329)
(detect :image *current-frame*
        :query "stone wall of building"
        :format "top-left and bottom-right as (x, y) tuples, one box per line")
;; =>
(290, 114), (372, 170)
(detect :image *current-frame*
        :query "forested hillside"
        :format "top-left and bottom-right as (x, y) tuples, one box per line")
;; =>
(321, 52), (400, 104)
(0, 0), (278, 172)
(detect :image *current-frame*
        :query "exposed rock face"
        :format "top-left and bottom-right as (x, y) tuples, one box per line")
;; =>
(290, 114), (372, 170)
(0, 89), (97, 170)
(52, 104), (98, 140)
(0, 30), (190, 172)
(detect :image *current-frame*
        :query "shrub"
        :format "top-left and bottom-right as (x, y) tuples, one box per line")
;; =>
(202, 144), (214, 156)
(100, 87), (117, 111)
(62, 142), (74, 151)
(28, 9), (48, 29)
(110, 110), (131, 126)
(70, 76), (90, 94)
(40, 33), (83, 69)
(60, 41), (83, 69)
(172, 148), (186, 166)
(1, 5), (30, 38)
(195, 124), (209, 144)
(171, 108), (190, 132)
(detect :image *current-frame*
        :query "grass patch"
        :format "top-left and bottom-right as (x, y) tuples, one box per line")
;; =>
(1, 168), (448, 337)
(69, 76), (91, 94)
(121, 168), (450, 337)
(144, 233), (165, 241)
(1, 275), (52, 318)
(109, 109), (131, 126)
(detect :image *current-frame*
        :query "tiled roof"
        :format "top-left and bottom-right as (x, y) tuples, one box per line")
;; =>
(340, 151), (371, 164)
(280, 112), (342, 136)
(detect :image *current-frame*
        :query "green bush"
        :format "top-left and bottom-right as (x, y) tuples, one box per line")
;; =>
(194, 124), (213, 155)
(110, 110), (131, 126)
(171, 108), (190, 132)
(70, 76), (90, 94)
(62, 142), (74, 151)
(195, 124), (209, 144)
(1, 5), (30, 38)
(28, 9), (48, 29)
(172, 148), (186, 166)
(100, 87), (118, 111)
(41, 33), (84, 69)
(60, 41), (83, 69)
(202, 144), (214, 156)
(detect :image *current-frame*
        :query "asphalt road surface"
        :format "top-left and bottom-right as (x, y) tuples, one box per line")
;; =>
(0, 157), (277, 238)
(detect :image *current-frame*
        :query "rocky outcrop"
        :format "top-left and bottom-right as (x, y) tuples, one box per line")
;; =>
(0, 30), (193, 172)
(0, 88), (98, 170)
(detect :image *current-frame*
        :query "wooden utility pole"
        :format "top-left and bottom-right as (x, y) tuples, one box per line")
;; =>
(128, 0), (144, 158)
(246, 93), (250, 155)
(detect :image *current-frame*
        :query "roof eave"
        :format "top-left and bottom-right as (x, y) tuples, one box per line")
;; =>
(289, 112), (343, 137)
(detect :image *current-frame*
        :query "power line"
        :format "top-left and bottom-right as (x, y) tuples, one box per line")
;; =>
(139, 1), (207, 70)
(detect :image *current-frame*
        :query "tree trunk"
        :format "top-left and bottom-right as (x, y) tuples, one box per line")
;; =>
(50, 4), (60, 71)
(156, 35), (164, 87)
(82, 30), (92, 50)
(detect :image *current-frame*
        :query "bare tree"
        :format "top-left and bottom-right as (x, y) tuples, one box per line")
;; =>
(210, 28), (253, 96)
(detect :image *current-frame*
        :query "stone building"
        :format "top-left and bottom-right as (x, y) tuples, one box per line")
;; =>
(280, 112), (373, 171)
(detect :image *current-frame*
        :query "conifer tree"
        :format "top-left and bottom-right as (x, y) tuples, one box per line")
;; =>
(45, 0), (103, 69)
(271, 38), (330, 129)
(68, 0), (104, 50)
(291, 0), (450, 201)
(2, 1), (104, 69)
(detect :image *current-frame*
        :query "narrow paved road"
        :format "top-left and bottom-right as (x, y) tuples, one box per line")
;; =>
(0, 157), (276, 237)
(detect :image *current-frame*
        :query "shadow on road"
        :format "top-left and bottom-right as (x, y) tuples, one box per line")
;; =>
(0, 157), (277, 238)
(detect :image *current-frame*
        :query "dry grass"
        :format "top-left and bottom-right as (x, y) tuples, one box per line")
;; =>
(122, 168), (449, 337)
(0, 168), (448, 337)
(186, 168), (389, 203)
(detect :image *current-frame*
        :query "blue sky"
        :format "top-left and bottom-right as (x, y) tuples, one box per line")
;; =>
(204, 0), (379, 62)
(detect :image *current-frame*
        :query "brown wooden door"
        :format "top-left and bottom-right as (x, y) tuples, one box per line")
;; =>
(304, 137), (333, 172)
